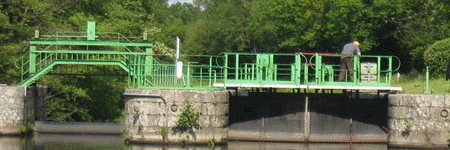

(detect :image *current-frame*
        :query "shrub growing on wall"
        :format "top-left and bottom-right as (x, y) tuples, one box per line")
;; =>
(423, 38), (450, 77)
(175, 99), (200, 133)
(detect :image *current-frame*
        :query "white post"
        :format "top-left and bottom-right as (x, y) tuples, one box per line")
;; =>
(176, 36), (183, 79)
(176, 36), (180, 60)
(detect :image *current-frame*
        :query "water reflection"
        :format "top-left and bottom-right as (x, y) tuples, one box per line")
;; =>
(1, 134), (443, 150)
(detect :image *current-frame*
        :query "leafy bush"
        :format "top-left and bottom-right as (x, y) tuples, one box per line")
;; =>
(19, 123), (37, 136)
(121, 128), (131, 146)
(175, 99), (200, 133)
(423, 38), (450, 77)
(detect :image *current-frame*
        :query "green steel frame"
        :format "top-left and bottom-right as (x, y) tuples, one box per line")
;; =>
(17, 22), (401, 91)
(18, 21), (154, 88)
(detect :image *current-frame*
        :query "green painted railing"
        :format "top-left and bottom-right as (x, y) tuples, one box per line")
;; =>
(126, 55), (224, 90)
(220, 52), (400, 88)
(17, 51), (401, 89)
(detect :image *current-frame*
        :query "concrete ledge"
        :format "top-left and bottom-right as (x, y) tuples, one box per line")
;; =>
(309, 134), (351, 143)
(35, 121), (122, 134)
(228, 130), (307, 142)
(129, 127), (227, 144)
(35, 133), (123, 145)
(228, 141), (389, 150)
(389, 142), (448, 149)
(351, 134), (388, 143)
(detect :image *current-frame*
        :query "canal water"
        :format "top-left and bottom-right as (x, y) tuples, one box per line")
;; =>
(3, 118), (440, 149)
(2, 134), (440, 150)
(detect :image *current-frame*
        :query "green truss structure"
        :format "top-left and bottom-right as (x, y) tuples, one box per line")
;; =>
(17, 22), (402, 91)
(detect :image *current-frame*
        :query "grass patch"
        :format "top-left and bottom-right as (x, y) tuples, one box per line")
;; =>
(393, 72), (450, 94)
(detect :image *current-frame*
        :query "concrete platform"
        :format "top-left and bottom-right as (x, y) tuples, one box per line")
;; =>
(227, 141), (389, 150)
(213, 83), (402, 91)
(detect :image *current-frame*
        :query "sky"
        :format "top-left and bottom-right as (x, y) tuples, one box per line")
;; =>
(168, 0), (193, 5)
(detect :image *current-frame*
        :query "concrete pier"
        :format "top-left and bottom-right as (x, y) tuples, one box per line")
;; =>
(0, 86), (46, 135)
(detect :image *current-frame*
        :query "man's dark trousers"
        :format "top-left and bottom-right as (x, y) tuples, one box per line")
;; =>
(339, 57), (354, 82)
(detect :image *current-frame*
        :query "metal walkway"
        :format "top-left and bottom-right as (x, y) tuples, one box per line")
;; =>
(17, 22), (402, 92)
(17, 21), (154, 88)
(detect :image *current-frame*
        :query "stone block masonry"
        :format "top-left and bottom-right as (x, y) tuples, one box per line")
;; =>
(123, 89), (229, 144)
(388, 94), (450, 148)
(0, 86), (46, 135)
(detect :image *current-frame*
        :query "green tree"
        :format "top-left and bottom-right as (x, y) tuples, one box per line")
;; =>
(423, 38), (450, 77)
(44, 76), (94, 121)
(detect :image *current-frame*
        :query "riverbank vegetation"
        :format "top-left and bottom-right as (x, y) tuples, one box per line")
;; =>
(2, 0), (450, 122)
(393, 72), (450, 94)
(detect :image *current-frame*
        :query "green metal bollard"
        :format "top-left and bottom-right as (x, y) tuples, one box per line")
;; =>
(425, 66), (431, 94)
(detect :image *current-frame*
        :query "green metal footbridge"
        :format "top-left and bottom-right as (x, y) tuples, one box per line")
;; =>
(17, 22), (402, 92)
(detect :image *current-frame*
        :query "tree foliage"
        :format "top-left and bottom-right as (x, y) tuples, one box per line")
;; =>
(423, 38), (450, 77)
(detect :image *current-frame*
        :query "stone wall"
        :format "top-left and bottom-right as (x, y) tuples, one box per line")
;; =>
(123, 89), (229, 144)
(0, 137), (22, 149)
(388, 94), (449, 148)
(0, 86), (46, 135)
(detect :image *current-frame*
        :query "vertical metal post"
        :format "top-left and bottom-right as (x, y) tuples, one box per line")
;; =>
(251, 64), (255, 80)
(128, 63), (131, 87)
(291, 65), (295, 83)
(315, 54), (322, 85)
(214, 70), (217, 84)
(256, 54), (261, 81)
(145, 47), (153, 76)
(274, 64), (277, 81)
(200, 67), (203, 86)
(425, 66), (431, 94)
(245, 64), (249, 80)
(133, 56), (137, 87)
(388, 57), (392, 84)
(295, 54), (301, 85)
(268, 54), (274, 81)
(353, 55), (360, 84)
(187, 62), (191, 87)
(235, 54), (239, 80)
(29, 46), (37, 74)
(209, 57), (212, 87)
(377, 57), (381, 83)
(304, 95), (310, 140)
(138, 56), (142, 87)
(304, 65), (308, 84)
(224, 54), (228, 83)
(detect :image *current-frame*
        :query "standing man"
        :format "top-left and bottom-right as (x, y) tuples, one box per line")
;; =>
(338, 41), (361, 82)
